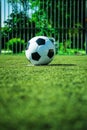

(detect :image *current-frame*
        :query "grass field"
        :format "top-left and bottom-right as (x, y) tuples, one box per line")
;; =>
(0, 54), (87, 130)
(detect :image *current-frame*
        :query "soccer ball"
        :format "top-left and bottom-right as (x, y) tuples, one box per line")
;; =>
(25, 36), (55, 65)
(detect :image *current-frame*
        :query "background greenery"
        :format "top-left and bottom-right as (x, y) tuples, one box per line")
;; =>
(0, 54), (87, 130)
(1, 0), (86, 54)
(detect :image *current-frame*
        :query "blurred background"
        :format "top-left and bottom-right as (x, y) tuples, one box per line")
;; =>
(0, 0), (87, 55)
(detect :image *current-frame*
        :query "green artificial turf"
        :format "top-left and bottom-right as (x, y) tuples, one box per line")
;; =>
(0, 54), (87, 130)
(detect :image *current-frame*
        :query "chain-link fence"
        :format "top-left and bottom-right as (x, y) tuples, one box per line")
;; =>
(0, 0), (87, 55)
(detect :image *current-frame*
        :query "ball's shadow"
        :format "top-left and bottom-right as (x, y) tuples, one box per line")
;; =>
(26, 63), (76, 67)
(48, 63), (76, 66)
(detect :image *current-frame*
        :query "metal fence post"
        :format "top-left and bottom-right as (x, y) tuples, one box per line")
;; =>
(0, 0), (1, 54)
(85, 0), (87, 54)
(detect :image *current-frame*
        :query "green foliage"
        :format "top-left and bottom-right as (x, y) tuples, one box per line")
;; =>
(1, 26), (12, 37)
(1, 11), (35, 47)
(6, 38), (25, 53)
(0, 55), (87, 130)
(58, 40), (85, 55)
(4, 11), (30, 28)
(1, 0), (85, 53)
(58, 48), (86, 55)
(5, 0), (55, 37)
(31, 10), (55, 36)
(58, 39), (72, 53)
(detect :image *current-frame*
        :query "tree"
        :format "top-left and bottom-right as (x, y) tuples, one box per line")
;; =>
(1, 0), (36, 49)
(1, 0), (55, 44)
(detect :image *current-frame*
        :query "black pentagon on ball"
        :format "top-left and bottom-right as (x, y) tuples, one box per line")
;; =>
(47, 49), (54, 58)
(31, 52), (41, 61)
(36, 38), (45, 45)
